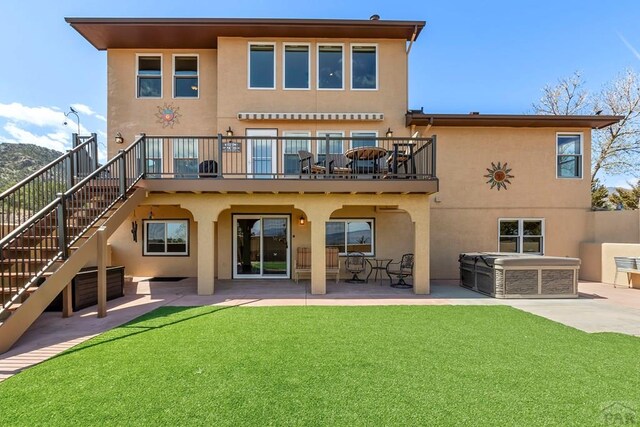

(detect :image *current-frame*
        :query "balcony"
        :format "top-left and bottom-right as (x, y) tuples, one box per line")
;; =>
(135, 134), (438, 194)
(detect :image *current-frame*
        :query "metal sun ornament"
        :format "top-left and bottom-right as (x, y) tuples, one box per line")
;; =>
(484, 161), (514, 191)
(155, 104), (181, 128)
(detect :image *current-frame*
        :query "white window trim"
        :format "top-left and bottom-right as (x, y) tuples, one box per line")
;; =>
(316, 131), (345, 155)
(327, 218), (375, 256)
(350, 43), (379, 91)
(317, 43), (345, 91)
(172, 54), (199, 99)
(556, 132), (583, 180)
(497, 218), (545, 255)
(282, 131), (311, 176)
(136, 53), (163, 99)
(349, 130), (379, 149)
(282, 43), (311, 91)
(248, 42), (277, 90)
(144, 219), (189, 256)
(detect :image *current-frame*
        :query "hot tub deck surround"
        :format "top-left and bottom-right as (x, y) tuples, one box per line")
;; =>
(0, 279), (638, 382)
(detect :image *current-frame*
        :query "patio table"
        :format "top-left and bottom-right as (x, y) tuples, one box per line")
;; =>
(344, 146), (388, 175)
(366, 258), (392, 284)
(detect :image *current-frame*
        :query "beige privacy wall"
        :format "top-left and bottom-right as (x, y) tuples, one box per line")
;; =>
(428, 126), (592, 279)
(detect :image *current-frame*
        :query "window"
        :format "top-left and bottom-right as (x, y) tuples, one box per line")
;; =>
(284, 44), (309, 89)
(145, 137), (163, 177)
(557, 133), (582, 178)
(249, 43), (275, 89)
(282, 131), (310, 176)
(351, 45), (377, 90)
(173, 55), (198, 98)
(137, 55), (162, 98)
(318, 45), (343, 89)
(173, 138), (198, 177)
(144, 220), (189, 256)
(498, 219), (544, 254)
(317, 131), (344, 164)
(326, 219), (374, 255)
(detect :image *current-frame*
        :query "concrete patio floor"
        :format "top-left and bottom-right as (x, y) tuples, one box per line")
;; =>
(1, 278), (638, 381)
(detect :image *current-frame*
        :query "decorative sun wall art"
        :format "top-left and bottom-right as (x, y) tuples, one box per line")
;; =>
(484, 161), (514, 191)
(155, 104), (181, 128)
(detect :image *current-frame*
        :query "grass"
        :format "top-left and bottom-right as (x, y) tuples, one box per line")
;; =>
(0, 306), (638, 426)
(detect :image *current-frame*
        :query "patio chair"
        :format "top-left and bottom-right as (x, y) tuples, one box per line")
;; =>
(294, 247), (341, 283)
(198, 160), (218, 178)
(613, 256), (638, 288)
(345, 252), (366, 283)
(386, 253), (414, 288)
(325, 154), (353, 176)
(298, 150), (326, 175)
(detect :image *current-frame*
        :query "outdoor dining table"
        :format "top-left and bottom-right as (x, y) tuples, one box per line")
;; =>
(366, 258), (392, 284)
(344, 146), (388, 174)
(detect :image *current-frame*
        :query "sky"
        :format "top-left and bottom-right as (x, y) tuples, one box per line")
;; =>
(0, 0), (639, 185)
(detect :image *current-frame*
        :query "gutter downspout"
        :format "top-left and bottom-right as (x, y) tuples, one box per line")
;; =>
(406, 25), (418, 133)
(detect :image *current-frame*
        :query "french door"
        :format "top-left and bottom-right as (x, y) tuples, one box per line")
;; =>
(246, 129), (278, 178)
(233, 215), (290, 278)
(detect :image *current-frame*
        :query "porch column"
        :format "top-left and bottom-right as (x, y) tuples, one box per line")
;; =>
(195, 218), (216, 295)
(404, 196), (431, 295)
(307, 210), (331, 295)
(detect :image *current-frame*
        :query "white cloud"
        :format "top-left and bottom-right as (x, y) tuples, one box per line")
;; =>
(72, 103), (107, 121)
(0, 102), (66, 127)
(0, 122), (68, 152)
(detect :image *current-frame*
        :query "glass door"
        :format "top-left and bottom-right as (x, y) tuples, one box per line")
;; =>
(246, 129), (278, 178)
(233, 215), (290, 278)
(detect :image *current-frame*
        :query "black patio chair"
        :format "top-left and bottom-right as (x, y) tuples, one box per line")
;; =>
(387, 253), (414, 288)
(298, 150), (326, 175)
(345, 251), (366, 283)
(198, 160), (218, 178)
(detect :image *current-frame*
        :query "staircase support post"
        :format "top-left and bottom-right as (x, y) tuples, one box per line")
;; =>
(118, 149), (127, 200)
(65, 150), (75, 190)
(139, 133), (147, 179)
(91, 132), (99, 172)
(97, 226), (107, 318)
(56, 194), (68, 260)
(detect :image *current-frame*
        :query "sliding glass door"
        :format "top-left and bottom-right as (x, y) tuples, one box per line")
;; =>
(233, 215), (290, 278)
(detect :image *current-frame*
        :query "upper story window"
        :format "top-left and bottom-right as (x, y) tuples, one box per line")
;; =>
(137, 55), (162, 98)
(556, 133), (582, 179)
(173, 55), (198, 98)
(284, 44), (309, 89)
(351, 44), (377, 90)
(318, 45), (343, 90)
(499, 219), (544, 254)
(249, 43), (275, 89)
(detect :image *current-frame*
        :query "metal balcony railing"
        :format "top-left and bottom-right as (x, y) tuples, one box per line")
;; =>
(141, 134), (437, 180)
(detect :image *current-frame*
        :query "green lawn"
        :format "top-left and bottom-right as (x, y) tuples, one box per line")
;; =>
(0, 306), (638, 426)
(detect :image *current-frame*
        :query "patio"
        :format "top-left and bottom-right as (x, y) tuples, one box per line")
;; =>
(1, 278), (638, 382)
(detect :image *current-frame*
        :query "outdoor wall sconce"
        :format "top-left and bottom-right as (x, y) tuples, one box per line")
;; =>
(115, 132), (124, 144)
(385, 127), (393, 138)
(226, 126), (234, 137)
(148, 207), (154, 219)
(299, 215), (306, 226)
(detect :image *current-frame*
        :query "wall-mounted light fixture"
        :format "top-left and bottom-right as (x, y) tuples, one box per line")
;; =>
(115, 132), (124, 144)
(385, 127), (393, 138)
(226, 126), (234, 137)
(148, 207), (154, 219)
(299, 215), (306, 226)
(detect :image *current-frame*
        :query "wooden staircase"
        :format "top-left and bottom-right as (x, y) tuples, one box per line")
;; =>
(0, 135), (146, 353)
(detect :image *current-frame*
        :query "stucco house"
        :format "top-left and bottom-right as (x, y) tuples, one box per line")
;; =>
(0, 16), (625, 352)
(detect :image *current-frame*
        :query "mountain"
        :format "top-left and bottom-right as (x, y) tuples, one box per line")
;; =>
(0, 143), (63, 192)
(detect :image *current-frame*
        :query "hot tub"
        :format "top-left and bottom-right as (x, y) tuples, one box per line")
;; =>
(459, 253), (580, 298)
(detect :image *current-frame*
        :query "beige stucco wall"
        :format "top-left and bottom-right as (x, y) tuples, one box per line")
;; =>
(580, 242), (640, 285)
(109, 202), (415, 281)
(427, 126), (592, 279)
(216, 37), (408, 138)
(109, 205), (198, 277)
(587, 210), (640, 243)
(106, 49), (218, 159)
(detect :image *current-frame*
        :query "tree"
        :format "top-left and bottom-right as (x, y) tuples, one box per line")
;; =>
(609, 181), (640, 210)
(532, 69), (640, 183)
(591, 178), (611, 210)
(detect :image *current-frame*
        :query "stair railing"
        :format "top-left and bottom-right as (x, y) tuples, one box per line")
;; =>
(0, 134), (145, 315)
(0, 133), (99, 240)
